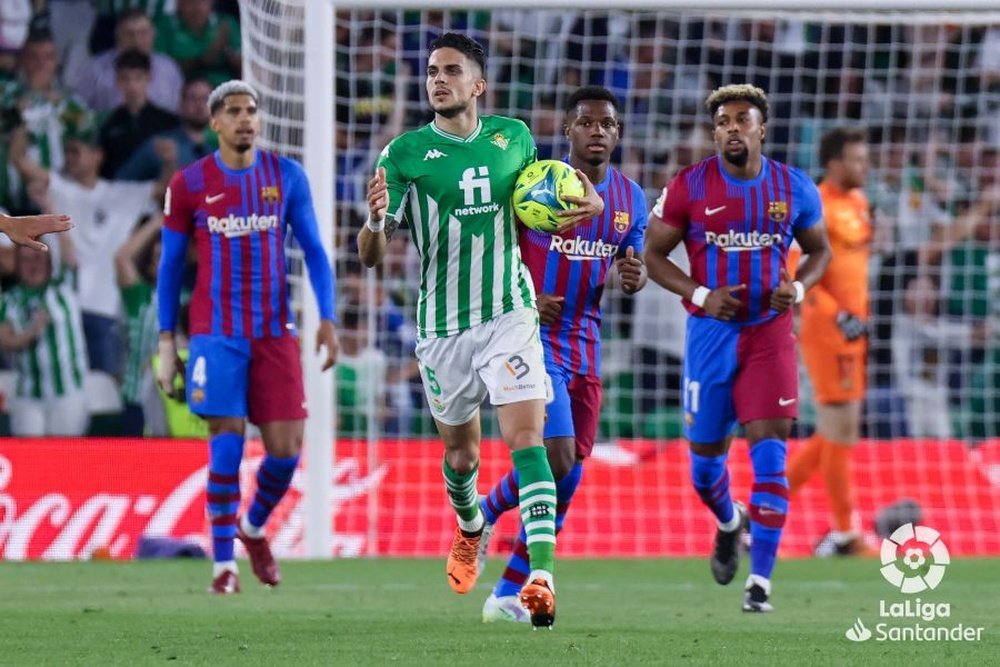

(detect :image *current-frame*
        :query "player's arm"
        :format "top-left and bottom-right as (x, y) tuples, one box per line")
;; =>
(157, 174), (193, 398)
(358, 167), (391, 267)
(287, 164), (339, 371)
(115, 214), (162, 288)
(646, 183), (743, 321)
(616, 186), (649, 294)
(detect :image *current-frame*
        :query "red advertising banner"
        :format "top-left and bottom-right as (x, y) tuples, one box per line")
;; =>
(1, 438), (998, 560)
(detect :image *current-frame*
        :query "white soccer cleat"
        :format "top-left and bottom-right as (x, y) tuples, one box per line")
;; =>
(482, 593), (530, 624)
(477, 521), (496, 575)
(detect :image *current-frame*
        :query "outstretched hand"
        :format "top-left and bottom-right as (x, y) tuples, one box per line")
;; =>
(0, 213), (73, 252)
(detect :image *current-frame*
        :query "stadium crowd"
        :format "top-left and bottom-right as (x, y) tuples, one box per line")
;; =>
(0, 4), (998, 441)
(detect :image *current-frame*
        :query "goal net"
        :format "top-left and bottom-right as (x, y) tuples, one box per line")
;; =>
(240, 4), (1000, 558)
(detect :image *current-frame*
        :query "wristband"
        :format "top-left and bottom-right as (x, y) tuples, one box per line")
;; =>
(793, 280), (805, 304)
(366, 215), (385, 233)
(691, 285), (710, 308)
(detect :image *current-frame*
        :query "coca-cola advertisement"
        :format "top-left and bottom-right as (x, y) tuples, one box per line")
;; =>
(1, 438), (999, 560)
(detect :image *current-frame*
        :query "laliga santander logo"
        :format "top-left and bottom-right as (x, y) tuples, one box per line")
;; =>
(879, 523), (950, 594)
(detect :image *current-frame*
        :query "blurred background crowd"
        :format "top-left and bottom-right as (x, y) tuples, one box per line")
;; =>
(1, 3), (999, 443)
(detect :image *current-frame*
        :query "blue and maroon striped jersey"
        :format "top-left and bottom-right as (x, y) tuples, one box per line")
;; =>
(161, 150), (334, 338)
(654, 155), (821, 325)
(520, 165), (647, 377)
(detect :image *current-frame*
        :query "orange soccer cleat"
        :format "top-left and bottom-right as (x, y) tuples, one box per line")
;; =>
(446, 526), (481, 594)
(519, 578), (556, 629)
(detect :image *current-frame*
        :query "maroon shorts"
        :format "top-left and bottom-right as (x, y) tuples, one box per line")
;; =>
(733, 309), (798, 424)
(249, 336), (307, 424)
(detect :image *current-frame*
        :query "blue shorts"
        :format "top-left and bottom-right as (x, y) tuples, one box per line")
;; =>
(544, 364), (602, 458)
(682, 312), (798, 443)
(187, 334), (306, 423)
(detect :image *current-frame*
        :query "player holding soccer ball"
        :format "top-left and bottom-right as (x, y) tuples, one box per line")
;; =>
(478, 86), (648, 624)
(644, 84), (831, 612)
(359, 33), (603, 628)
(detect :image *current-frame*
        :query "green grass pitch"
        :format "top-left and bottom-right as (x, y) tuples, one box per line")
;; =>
(1, 558), (996, 666)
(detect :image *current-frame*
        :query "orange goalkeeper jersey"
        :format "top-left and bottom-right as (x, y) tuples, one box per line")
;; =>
(801, 180), (872, 321)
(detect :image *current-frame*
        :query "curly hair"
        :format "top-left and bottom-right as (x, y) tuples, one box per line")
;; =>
(704, 84), (769, 122)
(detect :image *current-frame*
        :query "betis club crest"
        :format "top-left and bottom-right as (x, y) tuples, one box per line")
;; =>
(768, 200), (788, 222)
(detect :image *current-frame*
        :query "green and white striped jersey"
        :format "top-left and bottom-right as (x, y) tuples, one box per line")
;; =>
(121, 281), (157, 404)
(377, 115), (537, 338)
(0, 269), (86, 399)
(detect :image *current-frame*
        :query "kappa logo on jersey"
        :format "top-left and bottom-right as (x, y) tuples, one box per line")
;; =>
(768, 200), (789, 222)
(614, 210), (630, 233)
(549, 235), (619, 261)
(705, 229), (783, 252)
(207, 213), (280, 237)
(423, 149), (447, 160)
(261, 186), (280, 203)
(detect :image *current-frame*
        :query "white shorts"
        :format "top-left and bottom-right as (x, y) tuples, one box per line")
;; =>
(415, 308), (549, 426)
(10, 389), (90, 437)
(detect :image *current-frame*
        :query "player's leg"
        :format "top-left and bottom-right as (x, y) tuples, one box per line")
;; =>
(479, 364), (572, 582)
(789, 335), (844, 494)
(415, 331), (489, 594)
(816, 399), (869, 554)
(238, 337), (310, 587)
(188, 335), (251, 594)
(734, 312), (798, 612)
(482, 309), (556, 627)
(683, 316), (744, 584)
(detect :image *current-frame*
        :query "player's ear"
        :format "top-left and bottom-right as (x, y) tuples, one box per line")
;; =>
(473, 78), (486, 98)
(760, 122), (767, 144)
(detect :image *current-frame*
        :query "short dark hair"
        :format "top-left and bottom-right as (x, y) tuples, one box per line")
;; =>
(819, 127), (866, 167)
(114, 49), (151, 73)
(565, 86), (621, 116)
(116, 8), (151, 29)
(428, 32), (486, 75)
(704, 84), (769, 123)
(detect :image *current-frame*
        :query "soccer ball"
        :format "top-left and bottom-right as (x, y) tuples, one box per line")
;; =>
(512, 160), (585, 233)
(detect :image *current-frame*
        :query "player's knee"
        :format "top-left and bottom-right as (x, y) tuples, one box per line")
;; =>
(444, 446), (479, 474)
(545, 438), (575, 479)
(689, 440), (728, 458)
(208, 417), (245, 438)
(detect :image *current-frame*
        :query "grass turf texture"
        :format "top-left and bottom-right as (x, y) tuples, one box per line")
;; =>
(0, 558), (996, 666)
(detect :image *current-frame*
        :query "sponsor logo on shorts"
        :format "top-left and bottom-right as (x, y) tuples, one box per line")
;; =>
(778, 397), (797, 406)
(505, 355), (531, 380)
(502, 383), (538, 393)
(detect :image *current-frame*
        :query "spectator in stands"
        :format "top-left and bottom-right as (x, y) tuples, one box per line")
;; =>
(75, 9), (185, 114)
(115, 214), (162, 436)
(154, 0), (241, 87)
(0, 28), (90, 214)
(116, 77), (214, 181)
(98, 49), (178, 179)
(336, 307), (387, 437)
(339, 254), (419, 436)
(89, 0), (174, 57)
(11, 110), (162, 378)
(0, 240), (89, 436)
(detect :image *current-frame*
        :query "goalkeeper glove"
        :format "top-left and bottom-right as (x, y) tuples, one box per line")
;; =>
(836, 311), (868, 342)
